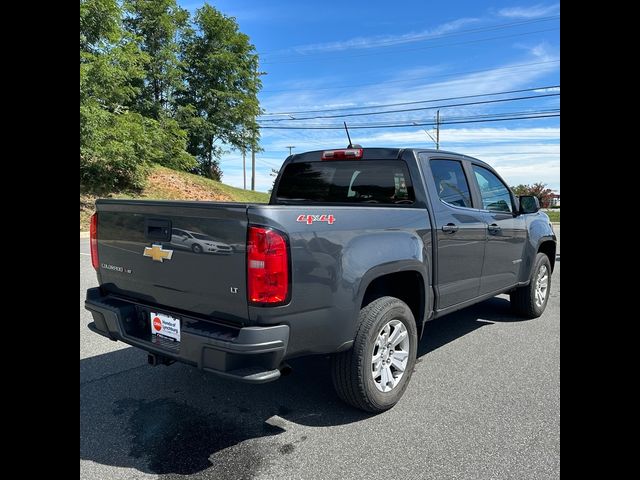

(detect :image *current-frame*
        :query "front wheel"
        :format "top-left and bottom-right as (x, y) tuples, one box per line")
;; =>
(331, 296), (418, 413)
(510, 252), (552, 318)
(191, 243), (203, 253)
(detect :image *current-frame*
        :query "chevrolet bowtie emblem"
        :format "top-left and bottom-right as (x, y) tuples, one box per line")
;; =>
(143, 244), (174, 262)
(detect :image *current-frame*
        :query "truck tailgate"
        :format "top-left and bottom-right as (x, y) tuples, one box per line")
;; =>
(95, 199), (250, 324)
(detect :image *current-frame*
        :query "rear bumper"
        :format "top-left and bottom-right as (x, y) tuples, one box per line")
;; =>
(84, 287), (289, 383)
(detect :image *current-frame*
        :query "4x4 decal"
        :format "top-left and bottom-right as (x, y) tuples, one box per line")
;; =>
(296, 214), (335, 225)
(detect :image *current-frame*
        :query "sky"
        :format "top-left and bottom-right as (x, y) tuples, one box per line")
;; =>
(178, 0), (560, 192)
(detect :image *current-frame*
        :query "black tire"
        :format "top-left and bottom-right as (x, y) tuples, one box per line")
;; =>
(191, 243), (203, 253)
(510, 252), (552, 318)
(331, 296), (418, 413)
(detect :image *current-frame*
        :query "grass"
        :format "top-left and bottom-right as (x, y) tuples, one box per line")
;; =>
(546, 210), (560, 222)
(80, 165), (270, 231)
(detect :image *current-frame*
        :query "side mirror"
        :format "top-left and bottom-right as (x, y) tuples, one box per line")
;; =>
(519, 195), (540, 214)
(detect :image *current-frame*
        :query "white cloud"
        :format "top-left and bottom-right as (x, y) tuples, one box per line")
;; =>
(498, 3), (559, 19)
(351, 127), (560, 145)
(534, 86), (560, 93)
(492, 161), (559, 189)
(435, 127), (561, 144)
(261, 45), (559, 115)
(264, 127), (558, 149)
(453, 142), (559, 188)
(270, 17), (480, 55)
(225, 44), (560, 191)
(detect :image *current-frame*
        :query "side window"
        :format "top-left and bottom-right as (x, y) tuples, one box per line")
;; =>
(472, 165), (513, 213)
(429, 159), (472, 208)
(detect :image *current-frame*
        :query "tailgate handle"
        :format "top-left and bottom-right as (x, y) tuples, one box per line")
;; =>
(145, 218), (172, 242)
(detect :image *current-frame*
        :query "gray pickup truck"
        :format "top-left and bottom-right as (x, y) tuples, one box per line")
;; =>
(85, 147), (556, 412)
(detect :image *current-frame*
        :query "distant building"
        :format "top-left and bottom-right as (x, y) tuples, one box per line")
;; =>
(550, 190), (560, 206)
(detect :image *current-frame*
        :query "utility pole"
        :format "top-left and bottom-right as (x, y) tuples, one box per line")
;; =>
(242, 149), (246, 190)
(286, 146), (295, 156)
(251, 147), (255, 191)
(251, 63), (258, 191)
(412, 121), (437, 149)
(436, 109), (440, 150)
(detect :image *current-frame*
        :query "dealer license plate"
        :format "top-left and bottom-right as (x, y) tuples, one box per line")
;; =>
(150, 311), (181, 342)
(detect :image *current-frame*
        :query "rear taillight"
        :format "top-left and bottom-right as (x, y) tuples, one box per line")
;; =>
(321, 148), (363, 160)
(90, 213), (99, 270)
(247, 226), (289, 305)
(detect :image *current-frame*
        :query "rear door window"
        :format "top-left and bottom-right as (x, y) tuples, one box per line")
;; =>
(429, 159), (472, 208)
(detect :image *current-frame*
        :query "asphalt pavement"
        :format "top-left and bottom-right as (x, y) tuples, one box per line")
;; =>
(80, 227), (559, 480)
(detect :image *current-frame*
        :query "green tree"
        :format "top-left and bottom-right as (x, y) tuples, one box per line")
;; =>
(511, 182), (555, 208)
(81, 0), (150, 191)
(80, 0), (121, 51)
(178, 4), (262, 180)
(80, 1), (257, 190)
(81, 0), (196, 192)
(123, 0), (189, 118)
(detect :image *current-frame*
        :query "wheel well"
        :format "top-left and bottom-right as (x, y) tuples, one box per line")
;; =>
(361, 271), (425, 335)
(538, 240), (556, 272)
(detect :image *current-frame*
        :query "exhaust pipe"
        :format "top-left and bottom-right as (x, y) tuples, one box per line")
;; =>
(278, 362), (293, 376)
(148, 353), (174, 367)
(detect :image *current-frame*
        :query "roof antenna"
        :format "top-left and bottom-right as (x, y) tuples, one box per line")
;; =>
(344, 122), (353, 148)
(344, 122), (361, 149)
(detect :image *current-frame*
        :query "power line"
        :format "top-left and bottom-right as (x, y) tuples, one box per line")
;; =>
(274, 108), (559, 129)
(399, 107), (559, 122)
(254, 157), (283, 168)
(258, 114), (560, 130)
(456, 151), (559, 155)
(260, 60), (559, 94)
(261, 27), (559, 65)
(258, 93), (560, 122)
(260, 111), (559, 129)
(259, 84), (560, 116)
(327, 108), (560, 127)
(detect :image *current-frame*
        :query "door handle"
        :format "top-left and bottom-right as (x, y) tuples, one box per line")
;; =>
(442, 223), (459, 233)
(488, 223), (501, 233)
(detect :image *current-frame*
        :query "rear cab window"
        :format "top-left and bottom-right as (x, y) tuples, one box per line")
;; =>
(275, 160), (415, 205)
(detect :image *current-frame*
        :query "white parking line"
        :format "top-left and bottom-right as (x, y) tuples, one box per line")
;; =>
(80, 253), (90, 256)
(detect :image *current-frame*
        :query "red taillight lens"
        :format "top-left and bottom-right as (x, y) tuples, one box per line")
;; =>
(247, 226), (289, 305)
(90, 212), (99, 270)
(321, 148), (363, 160)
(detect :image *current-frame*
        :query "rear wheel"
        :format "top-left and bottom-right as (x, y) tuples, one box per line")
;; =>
(510, 252), (551, 318)
(331, 296), (418, 412)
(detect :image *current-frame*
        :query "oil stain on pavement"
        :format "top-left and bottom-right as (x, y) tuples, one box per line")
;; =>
(113, 398), (287, 480)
